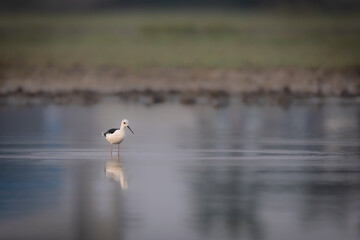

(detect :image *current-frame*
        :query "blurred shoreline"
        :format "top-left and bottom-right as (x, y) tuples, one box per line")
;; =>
(1, 11), (359, 104)
(1, 67), (359, 106)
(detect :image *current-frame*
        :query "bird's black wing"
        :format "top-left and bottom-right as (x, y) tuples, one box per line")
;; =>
(102, 128), (119, 137)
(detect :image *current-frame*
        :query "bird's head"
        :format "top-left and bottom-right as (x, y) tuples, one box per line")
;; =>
(121, 119), (134, 134)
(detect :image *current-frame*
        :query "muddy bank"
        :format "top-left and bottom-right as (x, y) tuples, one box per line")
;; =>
(0, 68), (359, 105)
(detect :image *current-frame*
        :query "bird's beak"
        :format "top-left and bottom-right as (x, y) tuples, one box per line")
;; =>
(127, 126), (135, 134)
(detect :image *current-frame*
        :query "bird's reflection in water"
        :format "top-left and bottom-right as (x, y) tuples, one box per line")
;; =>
(105, 156), (128, 189)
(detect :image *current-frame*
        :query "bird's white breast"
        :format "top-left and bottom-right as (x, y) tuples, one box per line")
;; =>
(106, 130), (125, 144)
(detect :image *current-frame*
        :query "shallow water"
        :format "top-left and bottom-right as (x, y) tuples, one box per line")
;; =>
(0, 99), (359, 240)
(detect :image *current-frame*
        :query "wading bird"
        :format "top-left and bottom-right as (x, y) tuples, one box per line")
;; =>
(102, 119), (134, 155)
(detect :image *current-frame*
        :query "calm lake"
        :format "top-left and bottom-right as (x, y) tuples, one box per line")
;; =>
(0, 98), (359, 240)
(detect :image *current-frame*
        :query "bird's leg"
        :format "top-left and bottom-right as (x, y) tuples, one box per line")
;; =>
(111, 144), (113, 156)
(118, 144), (120, 155)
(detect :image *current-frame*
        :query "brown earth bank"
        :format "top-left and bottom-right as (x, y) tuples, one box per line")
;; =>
(0, 68), (360, 105)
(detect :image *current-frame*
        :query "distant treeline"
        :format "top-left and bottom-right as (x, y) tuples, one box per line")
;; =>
(1, 0), (360, 11)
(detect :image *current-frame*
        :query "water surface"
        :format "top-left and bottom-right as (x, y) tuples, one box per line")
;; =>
(0, 99), (359, 240)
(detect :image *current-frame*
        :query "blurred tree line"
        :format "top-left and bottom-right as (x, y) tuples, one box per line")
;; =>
(1, 0), (359, 11)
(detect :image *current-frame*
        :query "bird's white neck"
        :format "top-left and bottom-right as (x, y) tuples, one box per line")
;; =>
(119, 125), (126, 136)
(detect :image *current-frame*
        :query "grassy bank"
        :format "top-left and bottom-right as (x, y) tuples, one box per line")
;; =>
(0, 10), (360, 72)
(0, 11), (359, 99)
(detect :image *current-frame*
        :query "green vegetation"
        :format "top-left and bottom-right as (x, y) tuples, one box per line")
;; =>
(0, 11), (360, 71)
